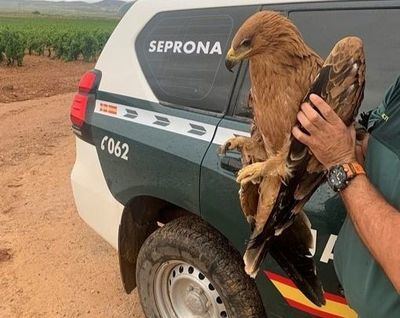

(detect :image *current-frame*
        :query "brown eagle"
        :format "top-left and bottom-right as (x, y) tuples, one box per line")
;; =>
(221, 11), (365, 306)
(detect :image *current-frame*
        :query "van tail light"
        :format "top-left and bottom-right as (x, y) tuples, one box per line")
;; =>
(78, 71), (96, 94)
(71, 94), (89, 127)
(70, 70), (101, 128)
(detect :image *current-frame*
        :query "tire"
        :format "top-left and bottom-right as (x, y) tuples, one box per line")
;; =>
(136, 216), (266, 318)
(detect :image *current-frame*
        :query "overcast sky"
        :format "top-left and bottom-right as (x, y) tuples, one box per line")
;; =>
(45, 0), (130, 2)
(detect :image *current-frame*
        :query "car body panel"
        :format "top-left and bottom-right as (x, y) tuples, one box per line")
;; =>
(71, 137), (124, 249)
(89, 92), (222, 213)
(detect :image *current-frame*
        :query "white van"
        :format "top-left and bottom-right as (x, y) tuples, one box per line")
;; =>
(71, 1), (400, 317)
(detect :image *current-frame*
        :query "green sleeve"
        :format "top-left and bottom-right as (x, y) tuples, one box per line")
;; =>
(368, 75), (400, 131)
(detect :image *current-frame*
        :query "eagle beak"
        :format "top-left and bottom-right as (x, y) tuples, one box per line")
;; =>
(225, 48), (240, 72)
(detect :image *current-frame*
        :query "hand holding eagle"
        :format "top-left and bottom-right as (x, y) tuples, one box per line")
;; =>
(221, 11), (365, 306)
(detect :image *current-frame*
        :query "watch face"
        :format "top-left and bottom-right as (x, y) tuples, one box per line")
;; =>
(328, 166), (347, 190)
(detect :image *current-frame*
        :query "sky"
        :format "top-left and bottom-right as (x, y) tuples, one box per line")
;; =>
(45, 0), (130, 2)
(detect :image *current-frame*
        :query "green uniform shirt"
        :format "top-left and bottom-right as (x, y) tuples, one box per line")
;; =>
(334, 76), (400, 318)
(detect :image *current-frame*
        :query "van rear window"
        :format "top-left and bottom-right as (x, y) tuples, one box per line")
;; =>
(136, 7), (259, 113)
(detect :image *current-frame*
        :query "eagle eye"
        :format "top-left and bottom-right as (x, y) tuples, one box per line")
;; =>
(240, 38), (252, 47)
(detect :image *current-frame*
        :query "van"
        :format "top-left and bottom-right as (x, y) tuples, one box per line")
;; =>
(70, 1), (400, 317)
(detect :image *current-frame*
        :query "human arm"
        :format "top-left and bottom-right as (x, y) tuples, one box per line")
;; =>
(292, 93), (400, 292)
(341, 174), (400, 292)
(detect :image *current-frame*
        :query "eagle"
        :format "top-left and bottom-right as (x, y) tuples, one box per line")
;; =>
(221, 11), (365, 306)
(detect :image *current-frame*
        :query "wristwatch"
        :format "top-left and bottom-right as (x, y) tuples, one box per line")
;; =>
(327, 162), (366, 192)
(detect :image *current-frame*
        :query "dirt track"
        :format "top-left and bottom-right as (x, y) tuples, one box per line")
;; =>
(0, 94), (145, 317)
(0, 55), (95, 103)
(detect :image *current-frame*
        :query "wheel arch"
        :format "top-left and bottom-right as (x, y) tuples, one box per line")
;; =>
(118, 195), (197, 293)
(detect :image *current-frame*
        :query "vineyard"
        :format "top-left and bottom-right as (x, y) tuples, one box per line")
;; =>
(0, 15), (118, 66)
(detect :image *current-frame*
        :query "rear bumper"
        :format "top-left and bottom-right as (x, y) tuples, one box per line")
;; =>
(71, 137), (124, 249)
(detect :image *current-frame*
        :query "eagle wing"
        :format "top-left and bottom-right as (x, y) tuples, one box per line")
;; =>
(245, 36), (366, 306)
(273, 36), (365, 232)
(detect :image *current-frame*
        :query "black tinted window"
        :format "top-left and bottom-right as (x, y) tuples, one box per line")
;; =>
(290, 9), (400, 112)
(136, 7), (259, 113)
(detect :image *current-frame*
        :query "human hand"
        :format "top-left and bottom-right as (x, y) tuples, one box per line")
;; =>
(292, 94), (357, 170)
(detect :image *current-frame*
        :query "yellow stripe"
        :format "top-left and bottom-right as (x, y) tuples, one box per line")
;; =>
(272, 281), (358, 318)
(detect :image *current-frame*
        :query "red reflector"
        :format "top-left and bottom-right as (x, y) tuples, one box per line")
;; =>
(79, 71), (97, 94)
(70, 94), (88, 127)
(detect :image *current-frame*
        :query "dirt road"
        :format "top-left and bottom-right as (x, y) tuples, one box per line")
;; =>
(0, 55), (95, 103)
(0, 94), (145, 317)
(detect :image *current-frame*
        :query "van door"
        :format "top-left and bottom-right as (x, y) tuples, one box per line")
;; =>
(90, 6), (259, 214)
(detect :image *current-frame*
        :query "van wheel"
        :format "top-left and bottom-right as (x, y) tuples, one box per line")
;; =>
(136, 216), (266, 318)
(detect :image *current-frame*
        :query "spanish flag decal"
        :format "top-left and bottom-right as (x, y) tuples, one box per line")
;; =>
(265, 271), (358, 318)
(99, 102), (118, 115)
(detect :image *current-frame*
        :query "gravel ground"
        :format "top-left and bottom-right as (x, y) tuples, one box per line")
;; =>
(0, 93), (145, 318)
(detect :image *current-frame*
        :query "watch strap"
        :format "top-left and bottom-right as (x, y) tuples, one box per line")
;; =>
(342, 162), (366, 179)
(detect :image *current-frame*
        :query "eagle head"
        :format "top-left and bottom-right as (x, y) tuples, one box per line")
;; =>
(225, 10), (305, 71)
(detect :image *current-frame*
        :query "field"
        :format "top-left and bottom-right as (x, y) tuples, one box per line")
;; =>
(0, 15), (118, 65)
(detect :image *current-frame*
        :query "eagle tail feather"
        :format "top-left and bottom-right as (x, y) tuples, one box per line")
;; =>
(270, 213), (326, 307)
(244, 213), (326, 307)
(244, 230), (273, 278)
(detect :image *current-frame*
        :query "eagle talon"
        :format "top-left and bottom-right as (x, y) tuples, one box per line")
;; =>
(219, 141), (231, 155)
(220, 135), (253, 156)
(237, 162), (267, 186)
(237, 159), (289, 186)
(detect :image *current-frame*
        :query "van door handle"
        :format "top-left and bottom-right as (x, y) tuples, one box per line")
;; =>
(220, 155), (242, 173)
